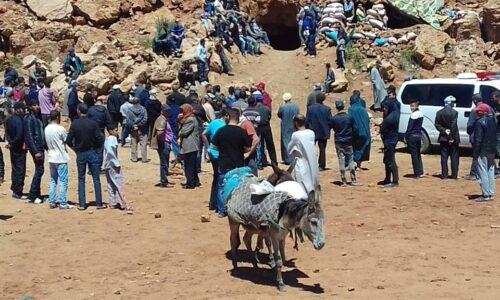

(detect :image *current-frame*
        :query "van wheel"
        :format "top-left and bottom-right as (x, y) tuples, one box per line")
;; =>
(420, 131), (431, 154)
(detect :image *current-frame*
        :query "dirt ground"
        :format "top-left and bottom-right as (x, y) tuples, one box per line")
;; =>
(1, 48), (500, 299)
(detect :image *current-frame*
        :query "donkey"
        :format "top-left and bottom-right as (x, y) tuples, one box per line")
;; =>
(228, 186), (325, 292)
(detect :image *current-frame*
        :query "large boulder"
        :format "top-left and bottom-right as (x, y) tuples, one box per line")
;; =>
(330, 70), (348, 93)
(379, 60), (395, 82)
(446, 13), (481, 41)
(120, 65), (148, 93)
(414, 26), (451, 70)
(73, 0), (121, 26)
(26, 0), (73, 21)
(484, 0), (500, 43)
(78, 66), (116, 94)
(51, 74), (69, 102)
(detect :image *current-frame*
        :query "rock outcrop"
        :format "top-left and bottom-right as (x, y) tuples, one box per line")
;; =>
(483, 0), (500, 43)
(73, 0), (122, 26)
(26, 0), (73, 21)
(78, 66), (116, 94)
(414, 25), (451, 70)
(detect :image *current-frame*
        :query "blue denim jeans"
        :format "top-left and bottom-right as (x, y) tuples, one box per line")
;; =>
(477, 154), (496, 197)
(76, 150), (102, 208)
(48, 163), (68, 205)
(158, 142), (171, 184)
(209, 153), (219, 211)
(217, 168), (228, 217)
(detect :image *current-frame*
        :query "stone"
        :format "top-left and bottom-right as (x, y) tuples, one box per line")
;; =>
(200, 215), (210, 223)
(154, 212), (162, 218)
(120, 65), (148, 93)
(446, 13), (481, 41)
(87, 42), (106, 56)
(51, 74), (69, 102)
(379, 60), (395, 82)
(74, 0), (122, 26)
(330, 70), (348, 93)
(26, 0), (73, 21)
(209, 53), (223, 73)
(414, 25), (451, 70)
(483, 0), (500, 43)
(22, 55), (40, 69)
(78, 66), (116, 94)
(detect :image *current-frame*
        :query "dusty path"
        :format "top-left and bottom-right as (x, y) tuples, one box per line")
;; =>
(1, 48), (500, 299)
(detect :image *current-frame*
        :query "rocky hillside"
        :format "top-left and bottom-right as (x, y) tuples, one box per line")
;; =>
(0, 0), (498, 102)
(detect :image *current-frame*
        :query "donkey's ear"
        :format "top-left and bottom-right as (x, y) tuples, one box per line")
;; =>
(271, 161), (281, 175)
(286, 157), (297, 174)
(314, 185), (322, 205)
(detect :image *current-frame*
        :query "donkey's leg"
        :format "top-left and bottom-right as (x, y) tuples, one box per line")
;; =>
(271, 236), (286, 292)
(228, 218), (240, 269)
(265, 237), (276, 268)
(279, 239), (286, 264)
(254, 233), (265, 264)
(243, 230), (259, 268)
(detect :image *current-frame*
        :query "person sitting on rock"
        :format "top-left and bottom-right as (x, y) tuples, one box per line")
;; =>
(3, 66), (19, 87)
(324, 63), (335, 94)
(64, 48), (84, 80)
(178, 62), (196, 88)
(153, 21), (177, 57)
(223, 0), (239, 11)
(28, 62), (47, 87)
(170, 19), (185, 51)
(247, 18), (270, 45)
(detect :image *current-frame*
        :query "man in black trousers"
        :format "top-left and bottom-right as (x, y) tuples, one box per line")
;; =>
(6, 101), (28, 199)
(435, 96), (460, 179)
(24, 99), (46, 204)
(405, 100), (424, 178)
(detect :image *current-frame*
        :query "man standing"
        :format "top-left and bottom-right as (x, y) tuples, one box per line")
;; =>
(380, 100), (400, 188)
(349, 91), (370, 169)
(120, 96), (134, 147)
(255, 94), (278, 168)
(405, 100), (424, 178)
(472, 104), (497, 202)
(212, 108), (252, 217)
(38, 79), (57, 127)
(45, 110), (73, 209)
(331, 100), (359, 186)
(0, 142), (4, 185)
(307, 83), (322, 107)
(278, 93), (300, 165)
(107, 84), (125, 128)
(88, 97), (113, 170)
(126, 97), (149, 163)
(24, 99), (45, 204)
(66, 103), (106, 210)
(67, 80), (80, 122)
(370, 61), (387, 111)
(306, 93), (331, 170)
(197, 39), (209, 84)
(257, 82), (272, 111)
(167, 83), (186, 106)
(287, 114), (319, 193)
(6, 102), (27, 199)
(151, 104), (175, 188)
(435, 96), (460, 180)
(493, 91), (500, 176)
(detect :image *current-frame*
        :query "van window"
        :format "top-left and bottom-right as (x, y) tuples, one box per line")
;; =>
(480, 85), (499, 106)
(402, 84), (474, 108)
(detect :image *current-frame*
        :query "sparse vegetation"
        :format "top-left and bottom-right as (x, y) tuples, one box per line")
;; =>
(398, 46), (417, 72)
(139, 17), (175, 51)
(346, 45), (365, 71)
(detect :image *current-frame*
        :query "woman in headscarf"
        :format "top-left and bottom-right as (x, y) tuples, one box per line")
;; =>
(349, 91), (371, 168)
(178, 104), (200, 189)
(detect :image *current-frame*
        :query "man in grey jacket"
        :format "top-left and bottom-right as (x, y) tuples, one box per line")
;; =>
(126, 97), (149, 163)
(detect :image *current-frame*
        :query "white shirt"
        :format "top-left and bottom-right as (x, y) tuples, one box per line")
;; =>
(287, 129), (319, 194)
(103, 136), (120, 169)
(45, 123), (70, 164)
(120, 102), (133, 118)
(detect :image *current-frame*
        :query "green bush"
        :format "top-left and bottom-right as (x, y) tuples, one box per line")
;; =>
(140, 17), (175, 50)
(346, 45), (364, 71)
(398, 46), (417, 71)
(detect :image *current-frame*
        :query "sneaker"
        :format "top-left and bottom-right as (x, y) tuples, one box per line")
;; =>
(96, 204), (108, 210)
(77, 206), (86, 211)
(12, 193), (28, 200)
(59, 204), (74, 210)
(464, 174), (478, 181)
(475, 196), (493, 202)
(32, 198), (43, 204)
(383, 183), (399, 188)
(350, 181), (363, 186)
(49, 202), (58, 209)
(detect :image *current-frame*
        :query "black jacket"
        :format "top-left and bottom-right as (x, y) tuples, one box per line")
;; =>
(87, 105), (113, 132)
(405, 110), (423, 140)
(6, 115), (25, 152)
(24, 113), (45, 155)
(66, 117), (104, 152)
(107, 90), (125, 115)
(381, 101), (400, 146)
(435, 105), (460, 144)
(146, 99), (162, 124)
(472, 115), (496, 158)
(330, 112), (353, 143)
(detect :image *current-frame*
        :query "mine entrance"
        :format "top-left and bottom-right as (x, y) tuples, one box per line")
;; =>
(257, 2), (301, 51)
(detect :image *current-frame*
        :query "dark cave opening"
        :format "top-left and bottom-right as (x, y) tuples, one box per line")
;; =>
(257, 2), (301, 51)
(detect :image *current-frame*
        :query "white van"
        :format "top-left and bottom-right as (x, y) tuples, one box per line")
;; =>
(397, 73), (500, 153)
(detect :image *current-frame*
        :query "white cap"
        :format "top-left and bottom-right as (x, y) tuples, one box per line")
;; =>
(444, 95), (456, 104)
(112, 84), (121, 90)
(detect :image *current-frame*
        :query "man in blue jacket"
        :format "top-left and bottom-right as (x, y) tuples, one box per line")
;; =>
(306, 93), (331, 170)
(473, 104), (497, 202)
(24, 99), (46, 204)
(6, 102), (27, 199)
(330, 100), (359, 186)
